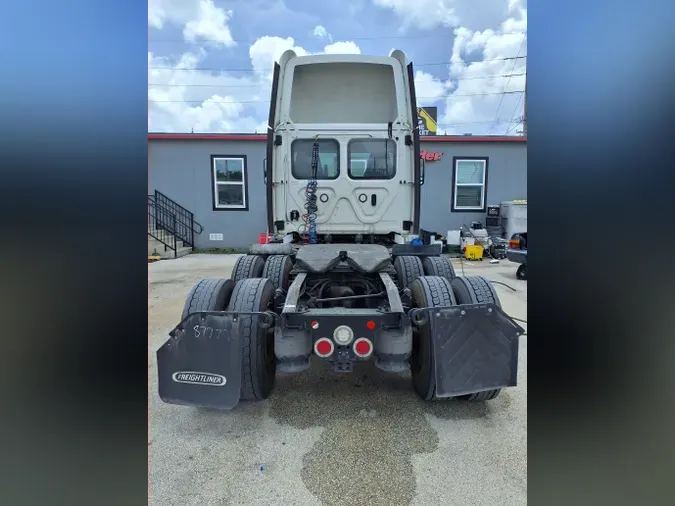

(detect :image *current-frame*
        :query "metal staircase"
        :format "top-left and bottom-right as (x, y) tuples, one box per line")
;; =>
(148, 191), (203, 260)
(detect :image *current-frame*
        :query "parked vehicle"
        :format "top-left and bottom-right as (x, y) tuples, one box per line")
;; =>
(156, 50), (524, 410)
(507, 233), (527, 280)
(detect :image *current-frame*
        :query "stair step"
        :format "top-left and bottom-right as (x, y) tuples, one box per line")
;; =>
(148, 236), (184, 247)
(148, 236), (190, 257)
(157, 246), (192, 259)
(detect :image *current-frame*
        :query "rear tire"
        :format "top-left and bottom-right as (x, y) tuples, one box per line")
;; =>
(450, 275), (502, 401)
(393, 255), (424, 289)
(422, 256), (456, 281)
(227, 278), (276, 401)
(181, 278), (234, 321)
(262, 255), (293, 291)
(516, 264), (527, 280)
(409, 276), (457, 401)
(231, 254), (265, 283)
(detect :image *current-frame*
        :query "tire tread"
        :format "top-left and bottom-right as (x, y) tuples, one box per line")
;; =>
(422, 256), (457, 281)
(261, 255), (293, 291)
(450, 275), (503, 401)
(181, 278), (232, 320)
(227, 278), (275, 401)
(394, 255), (424, 289)
(410, 275), (456, 401)
(231, 255), (265, 283)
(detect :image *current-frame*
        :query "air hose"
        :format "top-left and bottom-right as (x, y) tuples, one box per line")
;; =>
(303, 137), (319, 244)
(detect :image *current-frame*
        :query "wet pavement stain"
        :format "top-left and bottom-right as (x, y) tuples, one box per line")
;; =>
(269, 360), (449, 506)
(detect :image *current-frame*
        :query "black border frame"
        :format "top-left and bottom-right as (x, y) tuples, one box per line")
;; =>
(290, 138), (341, 180)
(265, 62), (280, 233)
(347, 138), (397, 180)
(406, 62), (422, 234)
(450, 156), (489, 213)
(210, 154), (250, 212)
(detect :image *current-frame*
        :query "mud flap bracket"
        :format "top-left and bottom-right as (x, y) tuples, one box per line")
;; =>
(410, 304), (524, 398)
(156, 311), (275, 410)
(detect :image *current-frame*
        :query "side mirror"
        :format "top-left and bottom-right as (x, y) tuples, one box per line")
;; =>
(263, 158), (267, 185)
(420, 158), (425, 186)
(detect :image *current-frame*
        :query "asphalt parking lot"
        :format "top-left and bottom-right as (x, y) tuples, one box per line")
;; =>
(149, 254), (527, 506)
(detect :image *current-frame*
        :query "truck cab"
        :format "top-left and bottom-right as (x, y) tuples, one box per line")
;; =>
(265, 50), (423, 244)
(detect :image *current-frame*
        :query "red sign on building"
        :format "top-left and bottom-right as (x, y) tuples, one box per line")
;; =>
(420, 150), (443, 161)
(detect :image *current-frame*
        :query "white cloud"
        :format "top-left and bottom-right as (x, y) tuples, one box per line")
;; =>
(372, 0), (458, 30)
(149, 35), (364, 133)
(312, 25), (332, 41)
(414, 71), (447, 104)
(148, 50), (267, 133)
(323, 41), (361, 54)
(439, 10), (527, 135)
(249, 36), (310, 74)
(372, 0), (524, 33)
(148, 2), (527, 135)
(149, 0), (236, 47)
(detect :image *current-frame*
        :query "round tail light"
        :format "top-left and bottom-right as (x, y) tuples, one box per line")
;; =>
(333, 325), (354, 345)
(314, 338), (334, 358)
(353, 338), (373, 358)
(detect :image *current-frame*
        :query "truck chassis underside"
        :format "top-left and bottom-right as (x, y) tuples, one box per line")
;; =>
(157, 245), (523, 411)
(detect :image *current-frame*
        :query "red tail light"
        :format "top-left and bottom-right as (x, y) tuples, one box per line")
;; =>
(353, 338), (373, 358)
(258, 233), (273, 244)
(314, 338), (334, 358)
(508, 239), (520, 249)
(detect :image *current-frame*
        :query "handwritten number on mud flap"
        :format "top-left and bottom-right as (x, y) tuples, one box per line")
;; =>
(193, 325), (223, 339)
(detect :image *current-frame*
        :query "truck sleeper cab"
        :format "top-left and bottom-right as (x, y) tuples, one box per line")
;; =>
(266, 50), (422, 243)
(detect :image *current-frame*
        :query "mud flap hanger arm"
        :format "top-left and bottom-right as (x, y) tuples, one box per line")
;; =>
(408, 304), (524, 335)
(169, 310), (278, 337)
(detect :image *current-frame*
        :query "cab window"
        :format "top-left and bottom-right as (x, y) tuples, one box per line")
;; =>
(291, 139), (340, 180)
(348, 139), (396, 179)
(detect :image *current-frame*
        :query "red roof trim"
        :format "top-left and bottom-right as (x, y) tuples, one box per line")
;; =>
(148, 133), (267, 141)
(148, 133), (526, 143)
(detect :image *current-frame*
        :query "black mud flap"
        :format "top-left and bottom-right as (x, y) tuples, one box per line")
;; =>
(412, 304), (524, 398)
(157, 311), (275, 410)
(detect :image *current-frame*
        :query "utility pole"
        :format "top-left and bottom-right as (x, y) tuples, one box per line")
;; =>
(522, 68), (527, 136)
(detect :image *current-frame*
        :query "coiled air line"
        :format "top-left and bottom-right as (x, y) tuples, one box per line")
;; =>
(303, 136), (320, 244)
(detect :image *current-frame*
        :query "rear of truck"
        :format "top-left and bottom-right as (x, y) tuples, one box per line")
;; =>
(266, 49), (422, 244)
(156, 50), (523, 411)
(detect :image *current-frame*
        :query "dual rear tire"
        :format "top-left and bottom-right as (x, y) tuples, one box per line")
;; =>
(393, 254), (457, 289)
(183, 253), (292, 403)
(410, 275), (503, 402)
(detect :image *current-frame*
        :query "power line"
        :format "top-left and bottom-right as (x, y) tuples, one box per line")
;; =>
(438, 118), (522, 127)
(149, 31), (527, 46)
(148, 90), (524, 105)
(148, 55), (527, 73)
(504, 91), (525, 135)
(148, 72), (526, 88)
(489, 33), (527, 135)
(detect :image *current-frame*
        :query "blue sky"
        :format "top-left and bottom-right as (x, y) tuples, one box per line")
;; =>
(148, 0), (527, 134)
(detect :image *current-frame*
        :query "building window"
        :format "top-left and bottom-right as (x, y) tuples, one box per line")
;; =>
(452, 157), (488, 212)
(291, 139), (339, 179)
(212, 155), (247, 210)
(348, 139), (396, 179)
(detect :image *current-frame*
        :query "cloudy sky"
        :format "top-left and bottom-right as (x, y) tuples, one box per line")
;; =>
(148, 0), (527, 135)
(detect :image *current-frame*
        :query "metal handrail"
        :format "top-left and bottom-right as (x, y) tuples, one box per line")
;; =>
(153, 190), (203, 247)
(148, 197), (177, 258)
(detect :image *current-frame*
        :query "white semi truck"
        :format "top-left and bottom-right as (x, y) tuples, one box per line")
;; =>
(266, 49), (421, 244)
(157, 50), (523, 410)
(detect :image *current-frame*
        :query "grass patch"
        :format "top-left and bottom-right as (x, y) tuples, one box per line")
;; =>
(192, 248), (248, 254)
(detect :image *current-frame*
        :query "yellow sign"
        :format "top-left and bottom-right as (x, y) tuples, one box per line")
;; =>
(417, 107), (438, 135)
